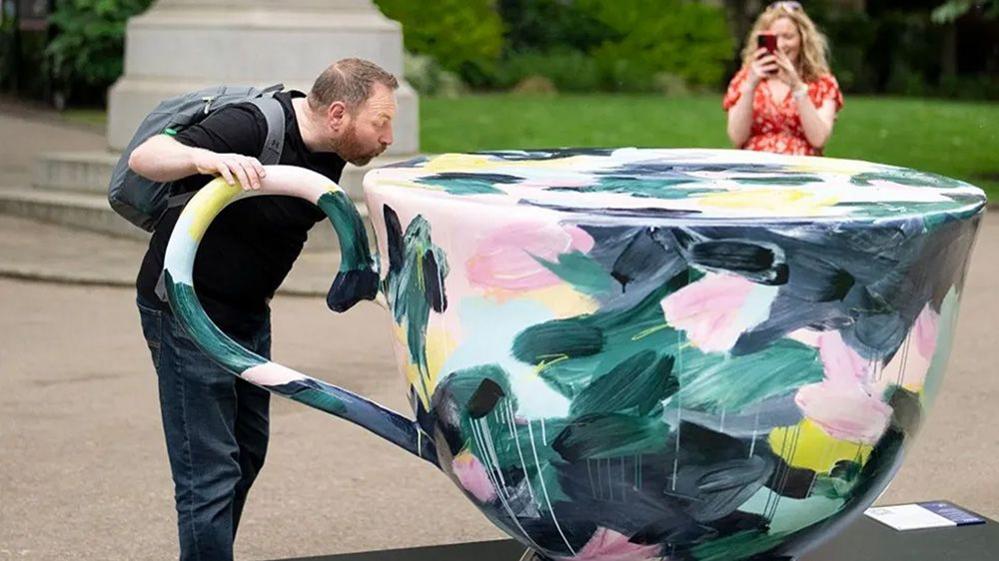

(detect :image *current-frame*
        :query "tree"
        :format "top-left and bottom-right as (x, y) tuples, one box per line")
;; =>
(932, 0), (998, 23)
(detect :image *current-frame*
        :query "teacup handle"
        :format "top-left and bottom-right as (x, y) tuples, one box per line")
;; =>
(162, 165), (439, 467)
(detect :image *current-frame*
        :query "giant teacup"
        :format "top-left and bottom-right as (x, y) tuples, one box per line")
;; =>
(163, 149), (985, 561)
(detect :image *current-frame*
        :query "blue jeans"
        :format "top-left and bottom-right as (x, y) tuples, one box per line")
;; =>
(137, 298), (271, 561)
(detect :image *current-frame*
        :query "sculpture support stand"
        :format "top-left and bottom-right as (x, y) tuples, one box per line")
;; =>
(518, 549), (796, 560)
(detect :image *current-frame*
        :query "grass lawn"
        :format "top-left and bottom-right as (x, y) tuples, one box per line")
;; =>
(66, 94), (997, 200)
(421, 94), (998, 201)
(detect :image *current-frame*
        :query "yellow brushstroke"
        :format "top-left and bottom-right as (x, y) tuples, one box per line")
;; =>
(423, 152), (590, 174)
(632, 323), (670, 341)
(393, 323), (455, 410)
(186, 179), (242, 240)
(699, 188), (839, 214)
(526, 284), (599, 317)
(785, 156), (877, 176)
(769, 419), (874, 473)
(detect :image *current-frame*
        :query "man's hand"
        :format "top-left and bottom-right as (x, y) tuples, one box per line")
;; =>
(191, 150), (267, 191)
(129, 135), (268, 188)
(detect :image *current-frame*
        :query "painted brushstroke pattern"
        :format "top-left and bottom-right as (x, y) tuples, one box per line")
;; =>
(363, 149), (985, 561)
(163, 155), (985, 561)
(366, 148), (984, 222)
(162, 169), (438, 464)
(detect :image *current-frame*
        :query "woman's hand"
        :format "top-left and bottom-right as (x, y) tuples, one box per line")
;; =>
(773, 51), (804, 91)
(748, 47), (779, 86)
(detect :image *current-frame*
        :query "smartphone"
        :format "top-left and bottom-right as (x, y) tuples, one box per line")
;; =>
(757, 33), (778, 54)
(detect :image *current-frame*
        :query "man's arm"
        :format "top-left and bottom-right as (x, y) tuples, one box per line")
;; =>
(128, 131), (266, 190)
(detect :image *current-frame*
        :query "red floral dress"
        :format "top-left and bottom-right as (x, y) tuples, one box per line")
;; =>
(723, 67), (844, 156)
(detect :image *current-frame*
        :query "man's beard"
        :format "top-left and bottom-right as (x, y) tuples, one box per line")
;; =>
(330, 124), (383, 166)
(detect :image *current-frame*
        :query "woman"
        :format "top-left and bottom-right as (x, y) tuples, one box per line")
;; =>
(724, 1), (843, 156)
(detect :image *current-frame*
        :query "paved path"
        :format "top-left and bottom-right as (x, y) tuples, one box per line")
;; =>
(1, 102), (997, 560)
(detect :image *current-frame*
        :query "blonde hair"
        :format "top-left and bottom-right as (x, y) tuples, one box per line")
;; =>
(740, 4), (831, 83)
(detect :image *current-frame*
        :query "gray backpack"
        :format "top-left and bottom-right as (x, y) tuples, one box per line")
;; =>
(108, 84), (286, 231)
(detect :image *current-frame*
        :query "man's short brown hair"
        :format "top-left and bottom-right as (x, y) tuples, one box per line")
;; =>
(308, 58), (399, 112)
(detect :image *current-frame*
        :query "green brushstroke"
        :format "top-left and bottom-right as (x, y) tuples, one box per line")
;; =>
(921, 287), (960, 408)
(570, 351), (677, 417)
(290, 388), (348, 416)
(810, 461), (862, 499)
(741, 488), (846, 535)
(414, 177), (504, 195)
(553, 413), (673, 461)
(676, 339), (824, 412)
(513, 271), (819, 412)
(524, 278), (692, 397)
(730, 174), (823, 185)
(563, 177), (708, 198)
(512, 317), (605, 364)
(165, 274), (267, 374)
(317, 190), (375, 273)
(535, 251), (615, 296)
(850, 170), (967, 189)
(384, 215), (449, 403)
(691, 529), (787, 561)
(445, 364), (571, 503)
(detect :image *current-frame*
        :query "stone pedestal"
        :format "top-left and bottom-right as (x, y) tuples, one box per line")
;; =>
(107, 0), (418, 154)
(2, 0), (420, 252)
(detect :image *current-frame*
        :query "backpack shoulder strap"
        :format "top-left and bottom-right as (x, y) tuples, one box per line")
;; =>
(248, 96), (286, 165)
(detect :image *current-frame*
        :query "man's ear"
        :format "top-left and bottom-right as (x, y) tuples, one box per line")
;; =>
(327, 101), (348, 130)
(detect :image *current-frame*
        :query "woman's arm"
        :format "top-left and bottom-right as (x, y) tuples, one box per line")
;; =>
(793, 94), (837, 149)
(726, 82), (756, 148)
(775, 53), (838, 150)
(726, 49), (777, 148)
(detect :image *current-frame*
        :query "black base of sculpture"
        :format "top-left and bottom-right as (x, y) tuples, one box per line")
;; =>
(518, 552), (794, 561)
(277, 501), (997, 561)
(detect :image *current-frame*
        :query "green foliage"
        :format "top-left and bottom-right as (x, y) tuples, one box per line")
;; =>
(579, 0), (733, 90)
(932, 0), (998, 23)
(418, 94), (999, 200)
(807, 1), (997, 99)
(497, 0), (616, 54)
(374, 0), (504, 87)
(0, 1), (15, 91)
(45, 0), (153, 101)
(403, 52), (467, 98)
(492, 0), (731, 93)
(494, 49), (602, 92)
(812, 10), (880, 93)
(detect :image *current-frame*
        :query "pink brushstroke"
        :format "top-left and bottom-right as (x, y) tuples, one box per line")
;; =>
(913, 303), (940, 360)
(660, 274), (756, 353)
(817, 330), (871, 384)
(557, 527), (662, 561)
(874, 303), (940, 394)
(452, 452), (497, 503)
(795, 331), (891, 444)
(467, 222), (594, 291)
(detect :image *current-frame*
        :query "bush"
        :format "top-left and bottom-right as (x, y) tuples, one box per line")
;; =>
(404, 52), (467, 98)
(937, 73), (999, 100)
(495, 49), (602, 92)
(0, 2), (15, 91)
(511, 75), (557, 96)
(374, 0), (504, 87)
(45, 0), (154, 105)
(579, 0), (733, 90)
(807, 1), (996, 99)
(498, 0), (615, 54)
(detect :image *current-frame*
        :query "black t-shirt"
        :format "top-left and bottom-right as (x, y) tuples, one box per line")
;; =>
(136, 91), (345, 337)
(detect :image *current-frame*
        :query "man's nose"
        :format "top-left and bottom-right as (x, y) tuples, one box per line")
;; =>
(380, 127), (394, 147)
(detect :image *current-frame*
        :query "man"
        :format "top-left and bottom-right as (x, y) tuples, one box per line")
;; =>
(131, 58), (397, 561)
